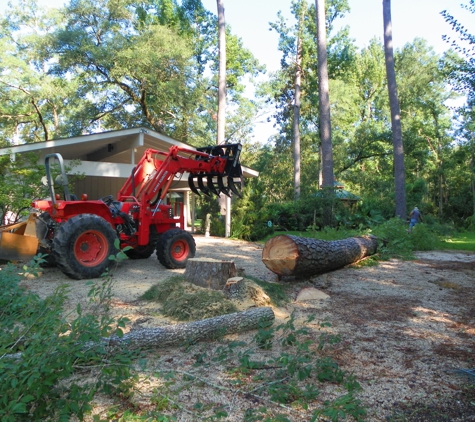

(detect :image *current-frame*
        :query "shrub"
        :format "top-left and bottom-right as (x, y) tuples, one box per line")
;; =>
(0, 256), (137, 421)
(410, 223), (439, 251)
(371, 217), (415, 259)
(371, 217), (438, 258)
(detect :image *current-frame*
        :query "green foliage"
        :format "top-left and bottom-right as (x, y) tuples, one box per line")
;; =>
(371, 218), (415, 259)
(196, 196), (226, 237)
(0, 256), (137, 421)
(115, 314), (365, 421)
(370, 217), (440, 258)
(140, 276), (238, 320)
(435, 231), (475, 252)
(248, 277), (290, 307)
(231, 178), (274, 241)
(409, 223), (439, 251)
(0, 153), (47, 223)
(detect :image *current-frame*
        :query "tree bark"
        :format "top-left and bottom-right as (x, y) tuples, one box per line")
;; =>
(262, 235), (378, 277)
(217, 0), (226, 146)
(315, 0), (334, 227)
(106, 307), (275, 349)
(5, 307), (276, 360)
(217, 0), (230, 235)
(293, 6), (304, 201)
(383, 0), (406, 219)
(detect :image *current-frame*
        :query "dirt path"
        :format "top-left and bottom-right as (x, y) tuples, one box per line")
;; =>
(19, 236), (475, 421)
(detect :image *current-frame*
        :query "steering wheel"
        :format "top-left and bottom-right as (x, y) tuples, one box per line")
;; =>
(100, 195), (114, 206)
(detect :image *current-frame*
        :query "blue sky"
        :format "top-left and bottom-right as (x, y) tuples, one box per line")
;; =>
(1, 0), (469, 71)
(200, 0), (471, 72)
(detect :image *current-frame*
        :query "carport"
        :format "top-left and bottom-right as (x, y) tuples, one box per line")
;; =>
(0, 127), (259, 235)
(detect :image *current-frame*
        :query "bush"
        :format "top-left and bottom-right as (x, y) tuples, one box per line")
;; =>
(231, 181), (275, 241)
(371, 218), (416, 260)
(410, 223), (439, 251)
(0, 256), (137, 421)
(371, 217), (439, 259)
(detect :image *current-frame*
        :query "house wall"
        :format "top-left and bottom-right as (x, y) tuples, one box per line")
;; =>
(73, 176), (127, 200)
(71, 176), (190, 229)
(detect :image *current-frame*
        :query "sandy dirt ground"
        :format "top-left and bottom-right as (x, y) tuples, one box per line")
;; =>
(17, 235), (475, 421)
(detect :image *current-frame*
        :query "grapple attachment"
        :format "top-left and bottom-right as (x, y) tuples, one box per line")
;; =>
(188, 143), (243, 197)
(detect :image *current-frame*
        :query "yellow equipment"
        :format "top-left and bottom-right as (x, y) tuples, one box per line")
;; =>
(0, 213), (39, 261)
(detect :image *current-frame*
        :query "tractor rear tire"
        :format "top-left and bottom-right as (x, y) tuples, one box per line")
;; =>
(156, 228), (196, 269)
(53, 214), (118, 280)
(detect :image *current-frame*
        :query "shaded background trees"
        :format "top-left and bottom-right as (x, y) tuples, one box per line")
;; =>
(1, 0), (474, 234)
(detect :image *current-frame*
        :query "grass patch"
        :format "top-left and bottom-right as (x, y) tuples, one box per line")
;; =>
(352, 256), (380, 268)
(140, 276), (238, 320)
(436, 232), (475, 252)
(246, 276), (291, 307)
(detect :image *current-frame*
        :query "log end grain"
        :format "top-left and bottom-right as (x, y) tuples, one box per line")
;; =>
(261, 235), (298, 276)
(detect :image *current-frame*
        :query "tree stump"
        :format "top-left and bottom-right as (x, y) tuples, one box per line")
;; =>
(185, 258), (237, 290)
(262, 234), (378, 277)
(223, 277), (246, 300)
(106, 306), (275, 349)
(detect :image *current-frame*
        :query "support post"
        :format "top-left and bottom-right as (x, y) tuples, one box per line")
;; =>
(225, 196), (231, 238)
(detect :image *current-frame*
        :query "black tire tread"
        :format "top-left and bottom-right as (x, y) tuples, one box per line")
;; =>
(52, 214), (118, 280)
(156, 228), (196, 269)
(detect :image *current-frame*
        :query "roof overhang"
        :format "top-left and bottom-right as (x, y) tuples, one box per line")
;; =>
(0, 127), (259, 190)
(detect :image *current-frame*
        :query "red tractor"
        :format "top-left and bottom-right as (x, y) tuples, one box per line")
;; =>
(26, 143), (243, 279)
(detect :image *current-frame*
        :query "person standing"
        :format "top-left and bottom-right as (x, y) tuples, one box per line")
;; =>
(408, 206), (423, 232)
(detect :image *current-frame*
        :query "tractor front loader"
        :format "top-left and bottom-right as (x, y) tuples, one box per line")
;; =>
(0, 143), (243, 279)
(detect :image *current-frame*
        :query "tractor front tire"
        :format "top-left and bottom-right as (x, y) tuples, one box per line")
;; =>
(53, 214), (118, 280)
(156, 228), (196, 269)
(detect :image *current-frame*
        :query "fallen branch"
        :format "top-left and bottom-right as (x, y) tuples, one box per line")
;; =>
(3, 307), (275, 360)
(106, 306), (275, 349)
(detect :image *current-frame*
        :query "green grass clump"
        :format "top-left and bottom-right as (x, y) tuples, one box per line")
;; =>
(435, 232), (475, 252)
(140, 276), (238, 321)
(246, 277), (291, 307)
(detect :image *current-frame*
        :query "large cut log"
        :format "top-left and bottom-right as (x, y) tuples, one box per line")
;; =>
(106, 306), (275, 350)
(262, 235), (378, 277)
(185, 258), (237, 290)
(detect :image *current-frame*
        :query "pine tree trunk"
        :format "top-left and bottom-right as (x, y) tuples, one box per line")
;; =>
(315, 0), (334, 227)
(262, 235), (378, 277)
(106, 307), (275, 350)
(216, 0), (226, 146)
(6, 308), (276, 359)
(383, 0), (406, 219)
(293, 6), (304, 201)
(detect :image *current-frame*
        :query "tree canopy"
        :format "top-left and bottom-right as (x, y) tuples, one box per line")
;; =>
(1, 0), (474, 231)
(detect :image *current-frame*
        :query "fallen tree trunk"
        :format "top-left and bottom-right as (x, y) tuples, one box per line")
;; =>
(262, 235), (378, 277)
(106, 306), (275, 350)
(4, 307), (275, 360)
